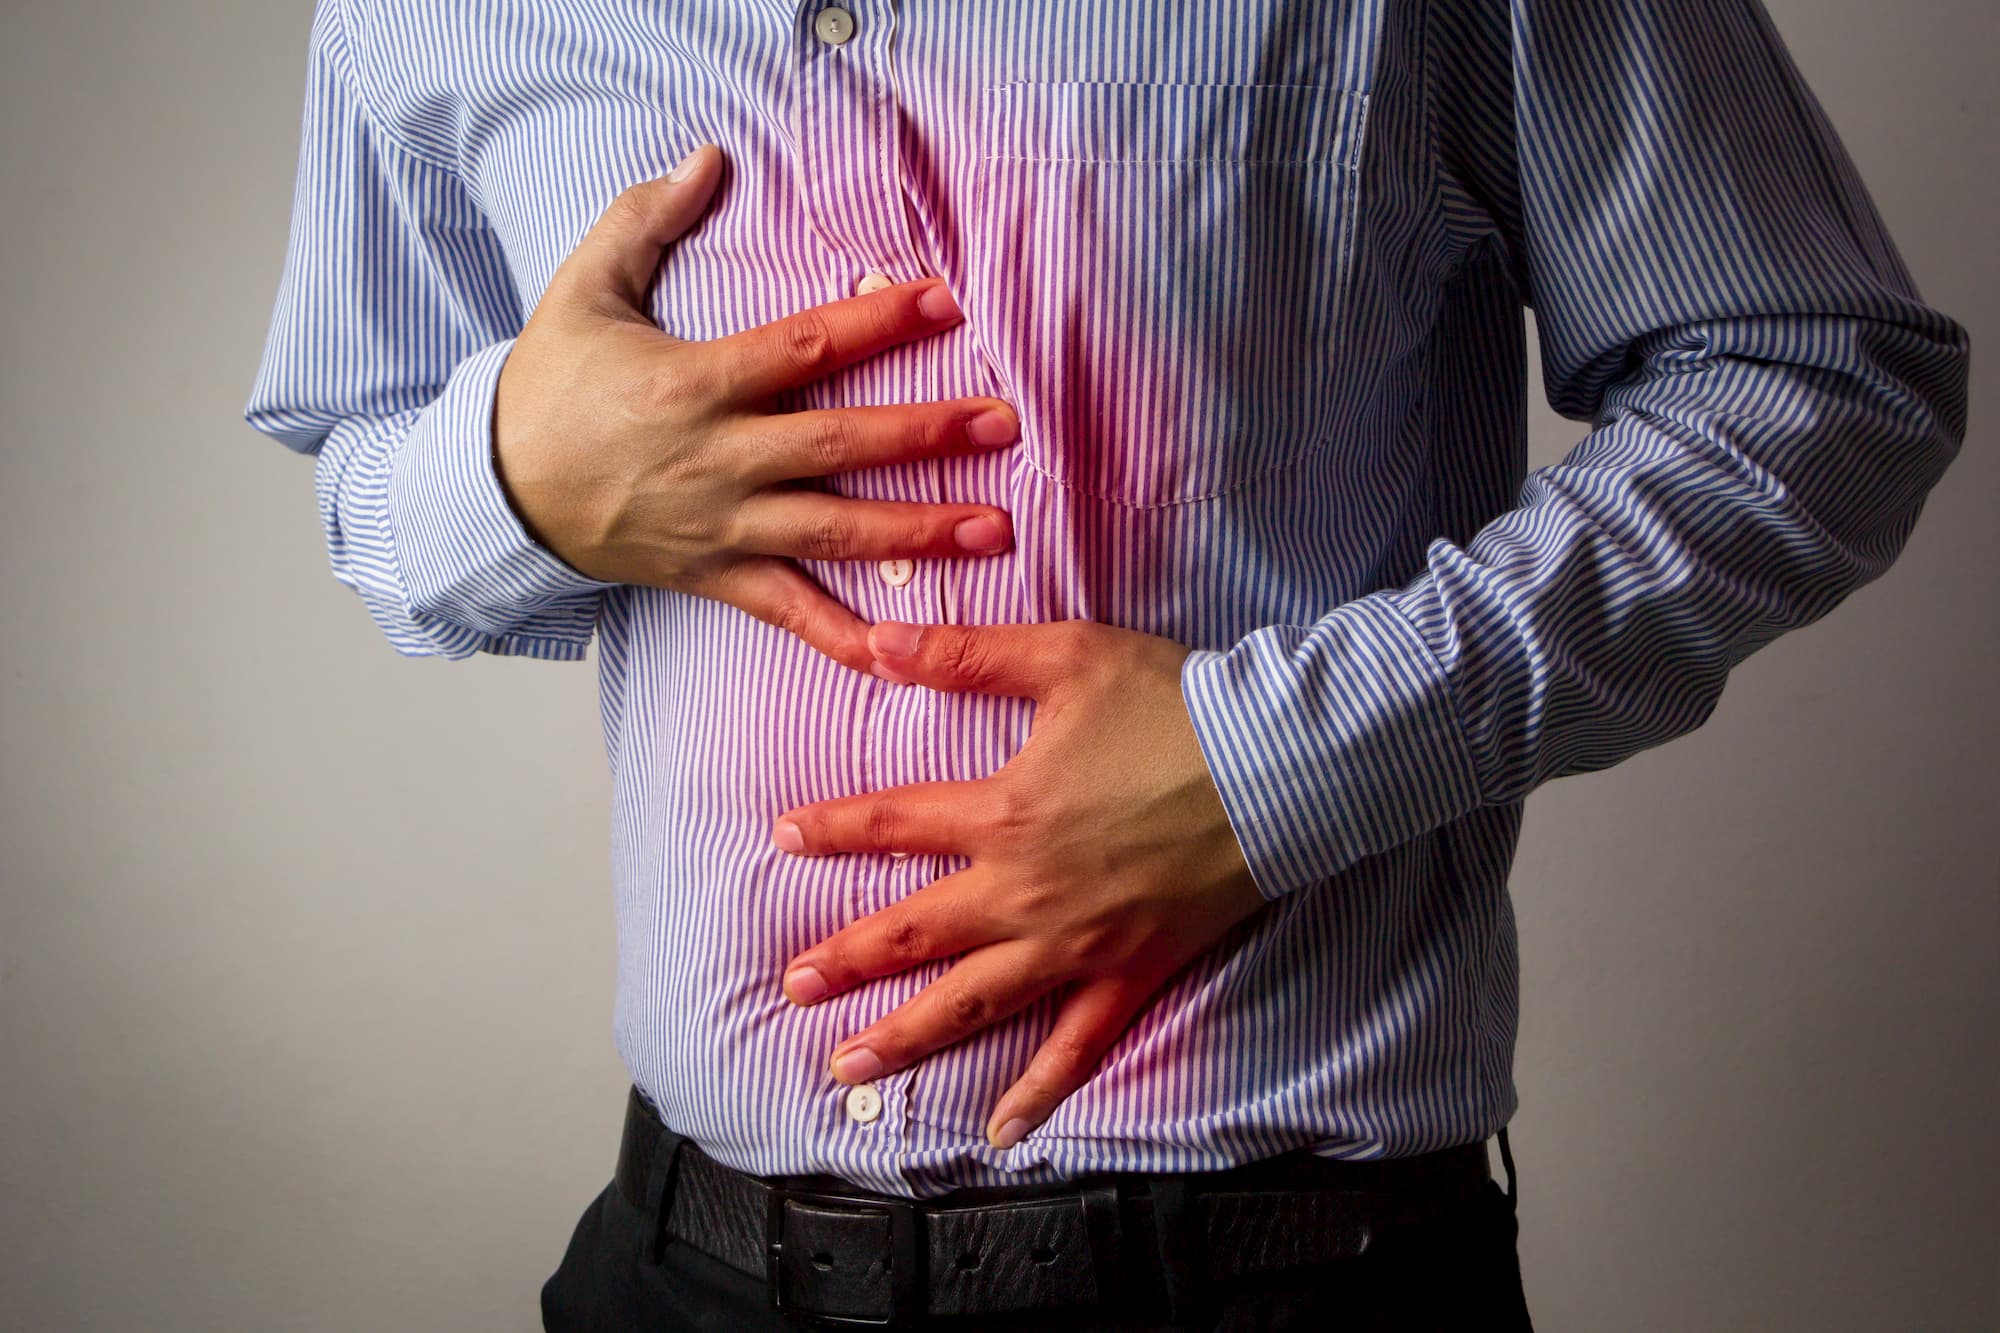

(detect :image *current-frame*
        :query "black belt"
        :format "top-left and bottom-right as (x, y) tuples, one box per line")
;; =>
(614, 1085), (1510, 1327)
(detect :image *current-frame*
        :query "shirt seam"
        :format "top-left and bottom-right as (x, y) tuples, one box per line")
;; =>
(983, 155), (1362, 168)
(1414, 0), (1471, 288)
(326, 0), (466, 179)
(1417, 0), (1442, 252)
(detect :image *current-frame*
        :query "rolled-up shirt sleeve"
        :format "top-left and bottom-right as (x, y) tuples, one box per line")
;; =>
(241, 0), (620, 661)
(1180, 0), (1971, 900)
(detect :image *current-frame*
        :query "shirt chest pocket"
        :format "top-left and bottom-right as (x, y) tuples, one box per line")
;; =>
(969, 80), (1371, 508)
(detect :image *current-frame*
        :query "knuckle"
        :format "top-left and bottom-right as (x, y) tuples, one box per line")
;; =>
(800, 413), (854, 474)
(1055, 621), (1098, 675)
(862, 800), (903, 849)
(934, 630), (992, 681)
(705, 499), (747, 554)
(601, 183), (654, 232)
(1008, 875), (1061, 921)
(1039, 1029), (1095, 1076)
(778, 311), (838, 376)
(632, 357), (709, 415)
(768, 600), (811, 640)
(1059, 921), (1118, 968)
(881, 912), (930, 965)
(857, 299), (907, 347)
(940, 984), (991, 1033)
(905, 517), (941, 553)
(984, 782), (1037, 840)
(798, 512), (858, 561)
(918, 410), (959, 453)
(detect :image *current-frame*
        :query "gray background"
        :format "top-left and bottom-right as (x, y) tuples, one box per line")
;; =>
(2, 1), (1992, 1328)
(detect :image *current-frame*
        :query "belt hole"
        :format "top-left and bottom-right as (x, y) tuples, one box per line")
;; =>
(811, 1250), (835, 1271)
(955, 1250), (981, 1271)
(1029, 1245), (1057, 1265)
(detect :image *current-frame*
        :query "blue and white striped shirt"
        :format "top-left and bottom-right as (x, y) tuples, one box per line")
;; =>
(244, 0), (1968, 1198)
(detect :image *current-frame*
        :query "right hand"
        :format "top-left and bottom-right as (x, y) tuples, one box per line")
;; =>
(492, 143), (1021, 678)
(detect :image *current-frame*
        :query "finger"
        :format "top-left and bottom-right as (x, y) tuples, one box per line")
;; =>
(702, 278), (965, 402)
(737, 398), (1020, 488)
(865, 619), (1093, 700)
(556, 145), (724, 318)
(768, 772), (996, 856)
(825, 940), (1055, 1084)
(772, 779), (988, 858)
(731, 492), (1015, 563)
(781, 867), (993, 1006)
(701, 556), (874, 676)
(983, 973), (1159, 1150)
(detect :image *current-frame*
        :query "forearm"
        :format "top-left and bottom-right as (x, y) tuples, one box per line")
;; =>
(1182, 300), (1967, 901)
(1389, 308), (1967, 806)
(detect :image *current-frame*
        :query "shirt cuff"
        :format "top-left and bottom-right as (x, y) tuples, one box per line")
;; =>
(1178, 591), (1484, 900)
(386, 338), (623, 650)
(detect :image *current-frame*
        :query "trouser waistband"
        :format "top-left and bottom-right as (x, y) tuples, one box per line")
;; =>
(614, 1085), (1512, 1326)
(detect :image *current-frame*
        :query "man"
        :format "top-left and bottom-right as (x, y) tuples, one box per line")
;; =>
(244, 0), (1967, 1327)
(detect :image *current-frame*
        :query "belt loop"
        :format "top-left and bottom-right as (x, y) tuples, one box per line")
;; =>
(1079, 1179), (1125, 1310)
(1146, 1176), (1204, 1326)
(1496, 1126), (1518, 1211)
(642, 1121), (688, 1266)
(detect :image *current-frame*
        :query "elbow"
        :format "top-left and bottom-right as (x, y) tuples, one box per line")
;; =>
(1727, 306), (1970, 674)
(241, 394), (333, 458)
(1827, 305), (1970, 579)
(1585, 307), (1969, 690)
(1883, 301), (1971, 487)
(1712, 305), (1967, 600)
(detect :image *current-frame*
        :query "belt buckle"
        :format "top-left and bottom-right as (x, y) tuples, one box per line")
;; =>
(765, 1180), (925, 1327)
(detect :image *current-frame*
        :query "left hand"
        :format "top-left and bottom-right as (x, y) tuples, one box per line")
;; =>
(770, 617), (1270, 1150)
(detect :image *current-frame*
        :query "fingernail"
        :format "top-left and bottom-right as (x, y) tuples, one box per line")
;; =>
(991, 1117), (1031, 1150)
(869, 661), (912, 686)
(783, 966), (827, 1004)
(869, 621), (924, 658)
(831, 1047), (883, 1083)
(953, 515), (1006, 552)
(965, 409), (1018, 446)
(772, 819), (805, 853)
(668, 147), (702, 182)
(918, 283), (961, 322)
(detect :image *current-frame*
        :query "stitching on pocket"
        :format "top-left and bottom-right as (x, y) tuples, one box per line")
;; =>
(986, 80), (1369, 167)
(972, 81), (1375, 507)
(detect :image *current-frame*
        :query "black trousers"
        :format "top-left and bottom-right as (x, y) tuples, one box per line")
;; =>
(540, 1146), (1535, 1332)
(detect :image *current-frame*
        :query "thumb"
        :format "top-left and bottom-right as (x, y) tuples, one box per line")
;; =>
(560, 144), (722, 317)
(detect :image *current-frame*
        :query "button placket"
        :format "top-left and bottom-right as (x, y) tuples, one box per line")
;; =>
(888, 311), (953, 1141)
(794, 2), (939, 1160)
(795, 3), (918, 294)
(855, 555), (930, 1143)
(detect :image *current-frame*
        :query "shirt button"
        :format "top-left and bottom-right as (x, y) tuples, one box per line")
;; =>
(877, 558), (915, 587)
(845, 1083), (882, 1123)
(814, 7), (856, 45)
(855, 271), (894, 295)
(889, 851), (910, 861)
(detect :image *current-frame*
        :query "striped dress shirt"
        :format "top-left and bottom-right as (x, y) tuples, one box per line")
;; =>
(244, 0), (1968, 1198)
